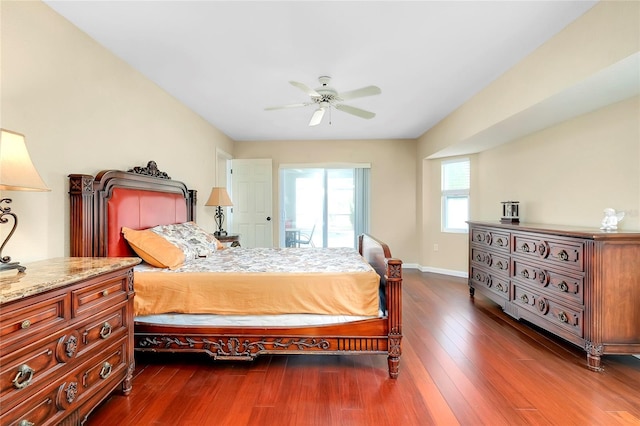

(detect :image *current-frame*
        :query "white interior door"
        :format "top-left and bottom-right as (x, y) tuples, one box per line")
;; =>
(230, 159), (273, 247)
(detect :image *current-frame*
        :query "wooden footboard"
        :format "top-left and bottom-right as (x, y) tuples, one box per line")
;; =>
(69, 163), (403, 378)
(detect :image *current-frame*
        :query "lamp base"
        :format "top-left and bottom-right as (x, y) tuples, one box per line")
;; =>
(0, 261), (26, 273)
(214, 230), (228, 237)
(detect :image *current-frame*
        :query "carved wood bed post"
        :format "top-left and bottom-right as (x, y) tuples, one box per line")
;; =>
(69, 174), (96, 257)
(386, 258), (403, 379)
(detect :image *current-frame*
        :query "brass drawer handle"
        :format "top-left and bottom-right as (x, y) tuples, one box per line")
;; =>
(496, 282), (504, 292)
(521, 243), (530, 252)
(21, 320), (31, 329)
(496, 237), (506, 246)
(12, 364), (35, 389)
(99, 322), (112, 339)
(520, 294), (529, 304)
(558, 250), (569, 261)
(18, 421), (35, 426)
(558, 311), (569, 323)
(496, 261), (505, 270)
(521, 269), (530, 279)
(558, 281), (569, 292)
(102, 289), (109, 297)
(99, 362), (112, 379)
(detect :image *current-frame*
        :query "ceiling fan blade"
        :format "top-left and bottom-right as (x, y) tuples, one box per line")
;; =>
(335, 104), (376, 119)
(338, 85), (381, 101)
(264, 103), (310, 111)
(309, 108), (326, 126)
(290, 81), (321, 97)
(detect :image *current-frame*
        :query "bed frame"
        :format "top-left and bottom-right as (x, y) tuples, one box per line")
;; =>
(69, 161), (403, 378)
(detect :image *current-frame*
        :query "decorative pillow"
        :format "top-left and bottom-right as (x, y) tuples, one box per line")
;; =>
(149, 221), (223, 259)
(121, 227), (185, 269)
(181, 221), (226, 251)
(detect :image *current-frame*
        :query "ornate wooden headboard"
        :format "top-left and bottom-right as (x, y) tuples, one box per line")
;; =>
(69, 161), (197, 257)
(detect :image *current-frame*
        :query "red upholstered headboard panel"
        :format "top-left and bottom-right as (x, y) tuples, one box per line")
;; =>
(69, 164), (196, 258)
(107, 188), (189, 257)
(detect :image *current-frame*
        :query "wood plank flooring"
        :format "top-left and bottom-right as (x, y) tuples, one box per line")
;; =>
(87, 270), (640, 425)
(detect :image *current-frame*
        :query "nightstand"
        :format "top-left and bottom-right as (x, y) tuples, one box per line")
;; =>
(215, 233), (241, 247)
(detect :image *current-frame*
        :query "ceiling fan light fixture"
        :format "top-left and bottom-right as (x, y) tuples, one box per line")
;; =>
(266, 76), (380, 126)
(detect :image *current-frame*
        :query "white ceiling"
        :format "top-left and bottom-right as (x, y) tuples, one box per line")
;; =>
(44, 1), (599, 142)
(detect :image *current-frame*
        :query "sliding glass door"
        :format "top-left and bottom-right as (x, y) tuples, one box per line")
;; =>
(280, 166), (369, 248)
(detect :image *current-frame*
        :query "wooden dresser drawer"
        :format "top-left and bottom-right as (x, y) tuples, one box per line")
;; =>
(2, 385), (58, 426)
(0, 337), (66, 412)
(76, 304), (128, 359)
(2, 337), (127, 426)
(470, 266), (510, 301)
(79, 338), (128, 399)
(512, 233), (584, 272)
(0, 306), (127, 411)
(0, 294), (68, 351)
(512, 283), (584, 338)
(471, 248), (510, 276)
(511, 260), (584, 306)
(471, 228), (510, 252)
(71, 273), (128, 318)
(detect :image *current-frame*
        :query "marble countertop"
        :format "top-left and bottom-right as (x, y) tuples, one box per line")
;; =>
(0, 257), (141, 304)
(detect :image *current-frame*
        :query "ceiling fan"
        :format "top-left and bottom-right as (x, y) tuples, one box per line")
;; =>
(265, 76), (381, 126)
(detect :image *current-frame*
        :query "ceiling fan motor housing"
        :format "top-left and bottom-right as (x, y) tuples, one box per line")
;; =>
(314, 76), (339, 104)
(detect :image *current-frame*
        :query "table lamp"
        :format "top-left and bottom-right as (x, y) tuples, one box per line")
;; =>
(205, 187), (233, 236)
(0, 129), (50, 272)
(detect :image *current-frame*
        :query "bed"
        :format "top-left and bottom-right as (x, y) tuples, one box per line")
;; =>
(69, 161), (403, 378)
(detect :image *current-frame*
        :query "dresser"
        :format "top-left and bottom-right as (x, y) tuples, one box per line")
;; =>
(0, 257), (140, 425)
(467, 221), (640, 371)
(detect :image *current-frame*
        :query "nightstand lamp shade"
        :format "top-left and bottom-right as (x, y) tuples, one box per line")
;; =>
(205, 187), (233, 237)
(0, 129), (50, 273)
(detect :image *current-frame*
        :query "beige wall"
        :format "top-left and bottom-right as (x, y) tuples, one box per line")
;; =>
(475, 97), (639, 227)
(3, 1), (638, 275)
(234, 139), (417, 264)
(1, 1), (234, 263)
(418, 1), (640, 275)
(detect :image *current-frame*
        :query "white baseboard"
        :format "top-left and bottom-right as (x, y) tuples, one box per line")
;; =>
(419, 265), (468, 278)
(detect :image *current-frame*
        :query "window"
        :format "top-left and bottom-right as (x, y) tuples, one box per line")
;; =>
(280, 165), (370, 248)
(442, 158), (470, 233)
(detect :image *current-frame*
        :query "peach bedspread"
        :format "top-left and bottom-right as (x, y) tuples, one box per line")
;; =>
(133, 247), (380, 317)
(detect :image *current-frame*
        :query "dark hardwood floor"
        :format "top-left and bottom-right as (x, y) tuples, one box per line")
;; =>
(87, 270), (640, 425)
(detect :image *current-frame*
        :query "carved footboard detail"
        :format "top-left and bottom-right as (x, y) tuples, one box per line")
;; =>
(137, 335), (331, 360)
(135, 334), (392, 360)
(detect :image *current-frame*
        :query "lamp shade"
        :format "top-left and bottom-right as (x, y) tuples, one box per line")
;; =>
(205, 187), (233, 207)
(0, 129), (50, 192)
